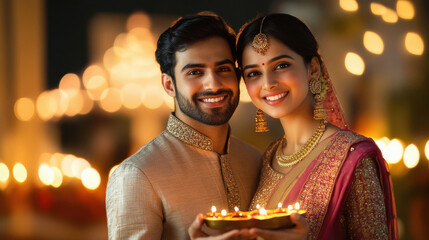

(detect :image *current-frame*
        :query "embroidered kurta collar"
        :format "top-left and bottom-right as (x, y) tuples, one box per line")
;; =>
(167, 114), (231, 152)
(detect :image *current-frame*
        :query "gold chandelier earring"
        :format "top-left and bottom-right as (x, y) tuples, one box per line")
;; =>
(255, 109), (269, 132)
(309, 77), (327, 120)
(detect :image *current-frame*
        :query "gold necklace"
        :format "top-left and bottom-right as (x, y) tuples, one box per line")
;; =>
(276, 120), (327, 168)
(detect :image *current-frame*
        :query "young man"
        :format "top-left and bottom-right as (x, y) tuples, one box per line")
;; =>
(106, 13), (261, 239)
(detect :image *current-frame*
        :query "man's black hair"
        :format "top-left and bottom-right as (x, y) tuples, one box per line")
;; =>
(155, 12), (237, 82)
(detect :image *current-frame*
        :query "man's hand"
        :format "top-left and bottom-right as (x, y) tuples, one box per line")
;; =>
(248, 213), (309, 240)
(188, 214), (248, 240)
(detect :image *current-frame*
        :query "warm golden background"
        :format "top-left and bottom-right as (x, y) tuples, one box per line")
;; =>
(0, 0), (428, 239)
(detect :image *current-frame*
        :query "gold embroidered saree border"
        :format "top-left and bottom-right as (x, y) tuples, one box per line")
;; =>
(298, 131), (366, 239)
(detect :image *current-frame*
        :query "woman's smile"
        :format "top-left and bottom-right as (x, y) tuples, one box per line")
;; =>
(263, 91), (288, 105)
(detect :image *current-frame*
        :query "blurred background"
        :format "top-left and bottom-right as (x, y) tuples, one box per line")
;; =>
(0, 0), (428, 239)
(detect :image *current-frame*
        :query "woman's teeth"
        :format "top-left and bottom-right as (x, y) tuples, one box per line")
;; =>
(265, 92), (287, 101)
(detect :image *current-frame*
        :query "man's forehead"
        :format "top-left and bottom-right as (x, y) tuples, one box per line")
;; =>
(174, 37), (234, 67)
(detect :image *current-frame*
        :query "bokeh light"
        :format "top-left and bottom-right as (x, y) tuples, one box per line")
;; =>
(121, 84), (143, 109)
(13, 163), (27, 183)
(405, 32), (424, 55)
(363, 31), (384, 55)
(38, 164), (54, 185)
(81, 168), (101, 190)
(425, 140), (429, 161)
(375, 137), (390, 158)
(0, 163), (9, 182)
(99, 88), (122, 112)
(14, 97), (35, 121)
(345, 52), (365, 75)
(339, 0), (358, 12)
(385, 139), (404, 164)
(36, 91), (58, 120)
(51, 167), (63, 188)
(126, 12), (151, 31)
(59, 73), (81, 95)
(403, 144), (419, 168)
(141, 84), (164, 109)
(370, 3), (386, 16)
(71, 158), (91, 179)
(382, 8), (399, 23)
(396, 1), (415, 20)
(61, 154), (75, 177)
(109, 165), (119, 178)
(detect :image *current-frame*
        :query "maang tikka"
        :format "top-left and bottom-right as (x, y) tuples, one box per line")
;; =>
(252, 16), (269, 55)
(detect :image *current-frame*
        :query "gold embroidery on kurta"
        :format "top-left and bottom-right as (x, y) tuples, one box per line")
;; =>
(166, 114), (239, 212)
(166, 114), (213, 151)
(220, 155), (240, 211)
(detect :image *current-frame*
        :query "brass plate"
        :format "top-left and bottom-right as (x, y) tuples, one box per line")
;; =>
(203, 210), (306, 230)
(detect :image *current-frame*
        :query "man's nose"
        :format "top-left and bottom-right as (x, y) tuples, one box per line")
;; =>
(202, 70), (223, 91)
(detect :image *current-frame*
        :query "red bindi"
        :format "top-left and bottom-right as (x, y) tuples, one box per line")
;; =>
(262, 63), (265, 65)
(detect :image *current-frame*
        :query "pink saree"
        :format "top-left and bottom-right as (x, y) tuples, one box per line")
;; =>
(280, 130), (397, 239)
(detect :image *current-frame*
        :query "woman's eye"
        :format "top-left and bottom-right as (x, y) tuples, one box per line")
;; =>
(275, 63), (290, 70)
(246, 71), (261, 78)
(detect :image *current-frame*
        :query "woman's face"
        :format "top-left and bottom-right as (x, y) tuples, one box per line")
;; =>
(241, 36), (316, 119)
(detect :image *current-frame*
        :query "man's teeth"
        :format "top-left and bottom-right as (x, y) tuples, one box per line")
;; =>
(202, 96), (225, 103)
(265, 92), (287, 101)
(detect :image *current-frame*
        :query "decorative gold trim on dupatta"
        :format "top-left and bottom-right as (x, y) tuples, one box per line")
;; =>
(248, 139), (284, 210)
(298, 131), (366, 239)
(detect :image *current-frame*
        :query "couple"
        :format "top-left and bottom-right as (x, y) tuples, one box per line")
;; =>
(106, 12), (397, 240)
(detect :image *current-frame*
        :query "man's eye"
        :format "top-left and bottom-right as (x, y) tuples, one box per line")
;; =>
(275, 63), (290, 70)
(247, 71), (261, 78)
(187, 70), (201, 76)
(218, 67), (231, 72)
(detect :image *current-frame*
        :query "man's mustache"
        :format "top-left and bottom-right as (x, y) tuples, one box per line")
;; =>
(194, 89), (233, 98)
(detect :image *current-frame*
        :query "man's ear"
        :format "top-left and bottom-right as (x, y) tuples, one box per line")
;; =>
(161, 73), (176, 97)
(308, 56), (321, 80)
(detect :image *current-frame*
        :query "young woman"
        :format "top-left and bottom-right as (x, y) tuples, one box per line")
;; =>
(236, 14), (397, 239)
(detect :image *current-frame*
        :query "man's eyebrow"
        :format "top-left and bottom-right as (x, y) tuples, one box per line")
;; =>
(243, 55), (295, 71)
(181, 63), (205, 72)
(215, 59), (234, 66)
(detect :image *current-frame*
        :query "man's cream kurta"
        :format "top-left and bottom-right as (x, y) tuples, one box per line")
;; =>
(106, 114), (261, 239)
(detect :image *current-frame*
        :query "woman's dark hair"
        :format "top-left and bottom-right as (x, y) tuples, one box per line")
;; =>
(236, 13), (321, 68)
(155, 12), (236, 82)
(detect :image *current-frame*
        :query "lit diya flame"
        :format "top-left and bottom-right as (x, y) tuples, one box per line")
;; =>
(295, 202), (300, 210)
(234, 206), (239, 212)
(277, 202), (282, 209)
(288, 205), (294, 211)
(221, 209), (227, 217)
(259, 207), (267, 216)
(256, 204), (261, 209)
(211, 206), (216, 216)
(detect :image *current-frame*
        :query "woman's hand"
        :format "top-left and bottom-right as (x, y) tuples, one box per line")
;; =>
(188, 214), (252, 240)
(248, 213), (309, 240)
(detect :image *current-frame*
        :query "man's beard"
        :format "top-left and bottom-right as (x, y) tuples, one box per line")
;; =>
(175, 88), (240, 126)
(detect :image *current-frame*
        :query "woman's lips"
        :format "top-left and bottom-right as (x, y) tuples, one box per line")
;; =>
(263, 91), (288, 105)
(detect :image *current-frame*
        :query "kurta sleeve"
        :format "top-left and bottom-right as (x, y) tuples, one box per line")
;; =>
(106, 163), (163, 240)
(341, 156), (389, 239)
